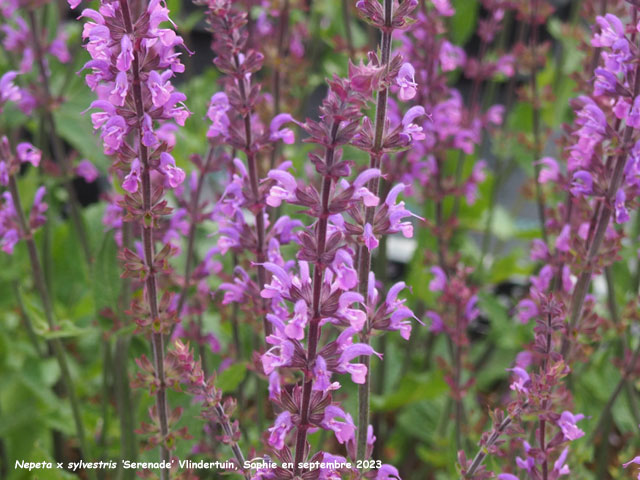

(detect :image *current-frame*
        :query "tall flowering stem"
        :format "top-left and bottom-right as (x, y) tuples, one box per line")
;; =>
(565, 46), (640, 355)
(291, 119), (341, 474)
(76, 0), (191, 475)
(259, 66), (420, 477)
(25, 8), (92, 264)
(119, 0), (170, 471)
(529, 0), (549, 246)
(200, 0), (273, 339)
(465, 5), (640, 477)
(353, 0), (417, 460)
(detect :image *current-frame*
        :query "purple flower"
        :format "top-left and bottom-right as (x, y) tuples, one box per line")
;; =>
(337, 343), (381, 384)
(593, 67), (619, 96)
(116, 35), (134, 72)
(284, 299), (308, 340)
(628, 95), (640, 128)
(432, 0), (454, 16)
(557, 411), (585, 441)
(536, 157), (559, 184)
(531, 264), (554, 292)
(148, 70), (174, 108)
(158, 152), (185, 188)
(122, 158), (142, 193)
(270, 113), (296, 144)
(497, 475), (519, 480)
(530, 238), (548, 261)
(1, 228), (19, 254)
(401, 106), (427, 141)
(376, 464), (401, 480)
(0, 161), (8, 186)
(321, 406), (356, 444)
(0, 71), (21, 109)
(29, 186), (48, 230)
(615, 189), (630, 223)
(385, 183), (420, 237)
(75, 159), (99, 183)
(429, 266), (446, 291)
(206, 92), (230, 138)
(623, 456), (640, 480)
(267, 410), (293, 449)
(350, 168), (381, 207)
(100, 115), (128, 154)
(570, 170), (593, 196)
(592, 14), (625, 48)
(507, 367), (530, 393)
(109, 71), (129, 106)
(426, 311), (443, 333)
(553, 448), (571, 476)
(396, 63), (417, 101)
(486, 105), (504, 125)
(268, 371), (280, 400)
(141, 113), (158, 147)
(555, 225), (570, 253)
(517, 299), (538, 324)
(465, 295), (479, 321)
(312, 356), (339, 393)
(439, 41), (466, 72)
(515, 442), (535, 473)
(266, 169), (297, 207)
(16, 142), (41, 167)
(363, 223), (379, 251)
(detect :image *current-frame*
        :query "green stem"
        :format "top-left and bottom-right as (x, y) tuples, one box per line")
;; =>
(118, 0), (171, 475)
(529, 0), (549, 246)
(356, 0), (393, 462)
(27, 9), (92, 265)
(7, 175), (91, 472)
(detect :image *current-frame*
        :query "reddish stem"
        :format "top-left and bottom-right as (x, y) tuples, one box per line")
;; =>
(292, 121), (340, 474)
(118, 1), (171, 476)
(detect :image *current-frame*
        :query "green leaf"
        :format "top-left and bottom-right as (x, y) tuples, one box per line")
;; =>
(53, 88), (106, 169)
(36, 319), (91, 340)
(449, 0), (478, 45)
(92, 234), (123, 314)
(371, 371), (447, 412)
(216, 363), (247, 393)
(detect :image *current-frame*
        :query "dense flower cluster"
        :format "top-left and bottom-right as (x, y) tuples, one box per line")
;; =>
(462, 3), (640, 478)
(77, 0), (189, 473)
(4, 0), (640, 479)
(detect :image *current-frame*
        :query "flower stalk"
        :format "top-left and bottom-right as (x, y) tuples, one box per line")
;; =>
(292, 121), (340, 474)
(7, 174), (90, 467)
(355, 0), (393, 461)
(26, 9), (92, 264)
(116, 0), (171, 473)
